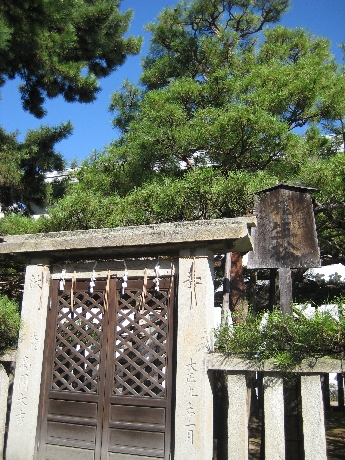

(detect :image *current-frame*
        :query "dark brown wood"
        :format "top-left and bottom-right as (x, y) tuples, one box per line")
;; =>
(99, 278), (117, 460)
(37, 275), (175, 460)
(48, 399), (97, 418)
(337, 373), (344, 409)
(248, 185), (320, 269)
(47, 414), (97, 426)
(109, 428), (164, 450)
(47, 421), (96, 442)
(109, 445), (164, 458)
(229, 252), (247, 322)
(110, 395), (169, 408)
(108, 453), (162, 460)
(36, 279), (62, 459)
(113, 287), (169, 397)
(109, 421), (165, 432)
(44, 444), (94, 460)
(322, 374), (331, 411)
(48, 389), (99, 402)
(268, 269), (277, 310)
(279, 268), (293, 314)
(102, 277), (175, 460)
(222, 252), (231, 323)
(284, 377), (305, 460)
(37, 280), (107, 459)
(248, 270), (257, 312)
(111, 405), (165, 425)
(34, 278), (57, 456)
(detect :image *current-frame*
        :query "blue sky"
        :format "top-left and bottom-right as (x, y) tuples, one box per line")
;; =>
(0, 0), (345, 165)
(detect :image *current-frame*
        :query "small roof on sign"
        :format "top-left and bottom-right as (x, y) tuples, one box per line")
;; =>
(255, 184), (319, 194)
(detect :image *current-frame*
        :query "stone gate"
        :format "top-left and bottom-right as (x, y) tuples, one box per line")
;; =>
(0, 217), (254, 460)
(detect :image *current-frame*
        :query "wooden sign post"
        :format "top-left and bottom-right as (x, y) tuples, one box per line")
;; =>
(247, 184), (321, 314)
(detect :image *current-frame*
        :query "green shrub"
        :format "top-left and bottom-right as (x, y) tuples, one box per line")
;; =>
(0, 214), (45, 235)
(214, 299), (345, 369)
(0, 295), (21, 355)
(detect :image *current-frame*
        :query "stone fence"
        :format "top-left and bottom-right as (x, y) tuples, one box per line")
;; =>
(207, 354), (343, 460)
(1, 350), (341, 459)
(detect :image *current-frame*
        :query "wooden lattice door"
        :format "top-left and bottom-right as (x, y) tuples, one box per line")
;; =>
(37, 277), (174, 460)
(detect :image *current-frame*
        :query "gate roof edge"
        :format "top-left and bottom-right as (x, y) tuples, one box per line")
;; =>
(0, 217), (256, 261)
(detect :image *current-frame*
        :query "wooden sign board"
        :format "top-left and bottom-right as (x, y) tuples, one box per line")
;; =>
(247, 185), (320, 269)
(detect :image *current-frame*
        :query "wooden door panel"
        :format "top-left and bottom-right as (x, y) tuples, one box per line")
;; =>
(101, 278), (174, 460)
(108, 453), (163, 460)
(109, 428), (164, 450)
(108, 446), (164, 459)
(111, 405), (165, 426)
(38, 277), (174, 460)
(38, 280), (109, 460)
(47, 421), (96, 442)
(44, 444), (95, 460)
(48, 398), (98, 418)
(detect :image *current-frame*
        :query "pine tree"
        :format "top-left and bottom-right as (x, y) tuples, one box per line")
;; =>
(0, 0), (141, 213)
(0, 0), (142, 117)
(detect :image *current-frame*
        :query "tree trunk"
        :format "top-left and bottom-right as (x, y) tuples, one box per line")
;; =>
(221, 252), (231, 324)
(248, 269), (257, 313)
(229, 252), (247, 323)
(268, 268), (277, 311)
(338, 373), (344, 410)
(279, 268), (293, 315)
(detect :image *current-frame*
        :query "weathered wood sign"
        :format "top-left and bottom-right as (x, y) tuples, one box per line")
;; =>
(247, 184), (320, 269)
(248, 184), (321, 314)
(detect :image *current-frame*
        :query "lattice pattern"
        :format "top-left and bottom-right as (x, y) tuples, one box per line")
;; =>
(114, 289), (169, 397)
(52, 290), (104, 393)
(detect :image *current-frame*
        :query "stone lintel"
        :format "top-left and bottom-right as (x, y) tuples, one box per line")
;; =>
(0, 217), (255, 261)
(207, 354), (343, 374)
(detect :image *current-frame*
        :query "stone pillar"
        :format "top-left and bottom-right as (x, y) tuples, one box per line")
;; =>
(264, 375), (285, 460)
(174, 248), (214, 460)
(6, 263), (51, 460)
(300, 375), (327, 460)
(227, 373), (248, 460)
